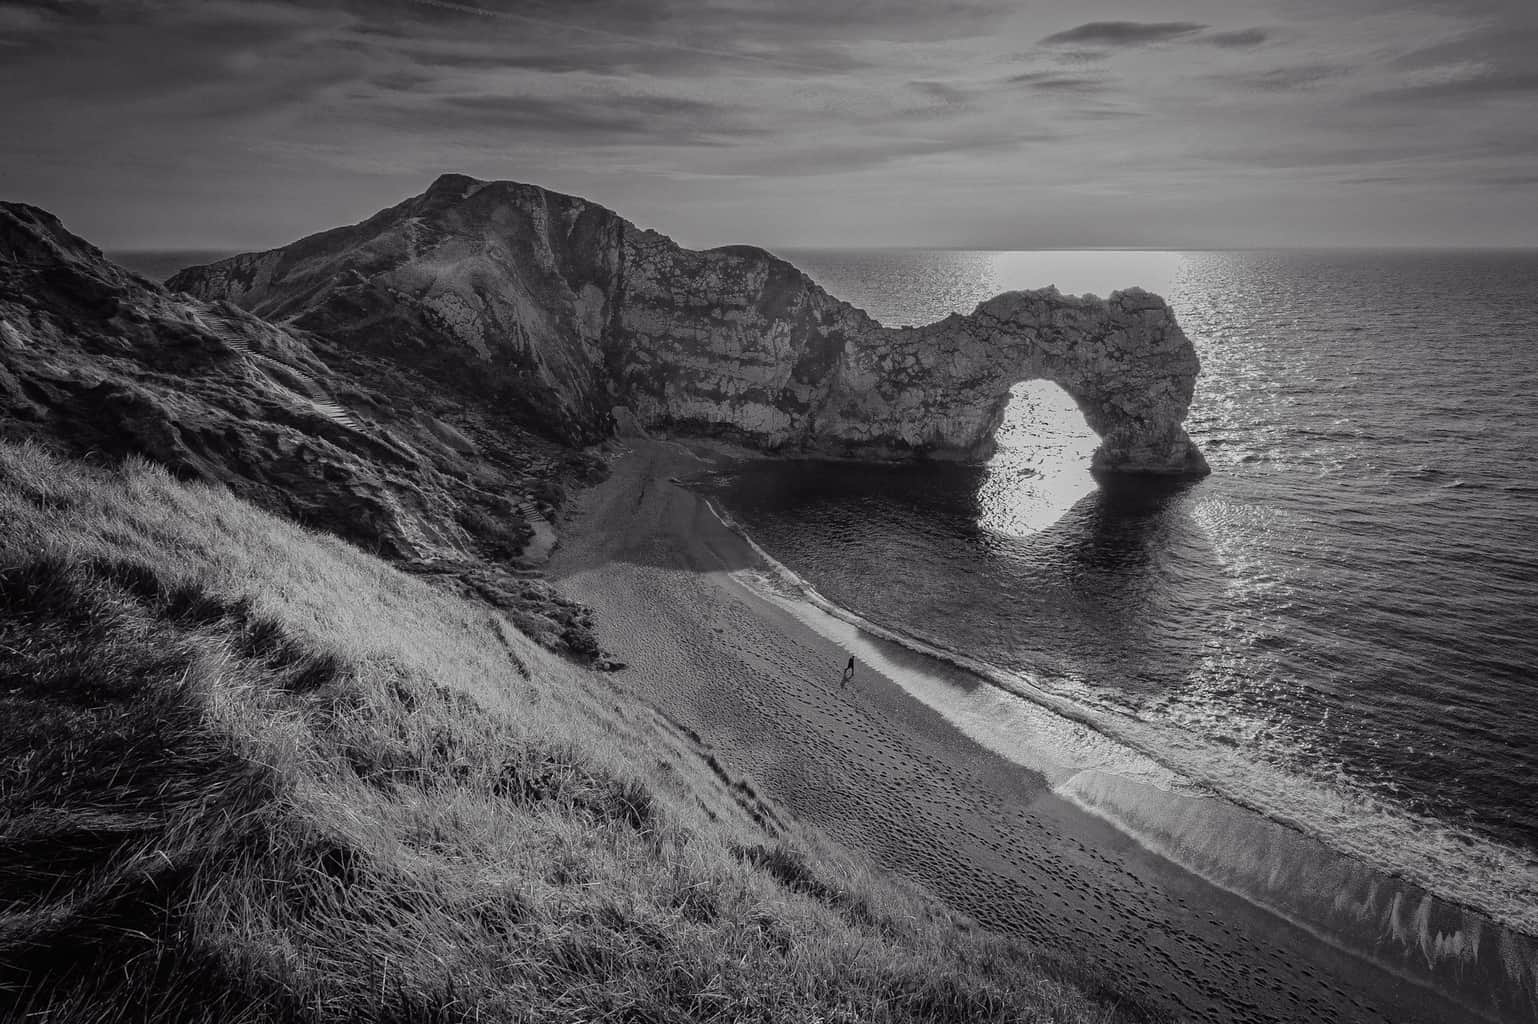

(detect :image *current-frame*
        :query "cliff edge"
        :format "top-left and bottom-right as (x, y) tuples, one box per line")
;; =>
(171, 174), (1209, 477)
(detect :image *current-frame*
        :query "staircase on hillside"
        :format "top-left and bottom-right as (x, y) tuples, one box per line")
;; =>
(192, 307), (366, 433)
(515, 496), (558, 563)
(515, 499), (548, 525)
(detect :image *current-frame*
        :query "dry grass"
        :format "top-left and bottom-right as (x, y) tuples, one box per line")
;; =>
(0, 440), (1143, 1023)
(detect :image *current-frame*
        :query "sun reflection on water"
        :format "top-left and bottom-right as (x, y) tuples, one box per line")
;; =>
(977, 379), (1100, 536)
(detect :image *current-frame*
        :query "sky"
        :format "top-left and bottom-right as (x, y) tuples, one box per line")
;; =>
(1, 0), (1535, 250)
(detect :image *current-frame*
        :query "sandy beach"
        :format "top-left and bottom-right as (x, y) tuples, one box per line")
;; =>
(549, 437), (1538, 1024)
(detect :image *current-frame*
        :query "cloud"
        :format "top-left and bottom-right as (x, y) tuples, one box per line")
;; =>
(686, 126), (1058, 179)
(0, 0), (104, 20)
(909, 80), (969, 105)
(1007, 71), (1109, 94)
(1202, 28), (1270, 48)
(0, 5), (52, 45)
(1072, 106), (1141, 120)
(1389, 66), (1538, 101)
(1216, 62), (1346, 92)
(358, 0), (1013, 54)
(5, 0), (1538, 248)
(0, 5), (50, 29)
(1477, 172), (1538, 187)
(1368, 6), (1538, 104)
(407, 91), (766, 147)
(372, 0), (860, 75)
(1039, 21), (1205, 48)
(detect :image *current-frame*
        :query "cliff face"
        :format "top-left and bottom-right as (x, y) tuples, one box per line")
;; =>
(168, 176), (624, 444)
(0, 201), (605, 657)
(172, 174), (1208, 476)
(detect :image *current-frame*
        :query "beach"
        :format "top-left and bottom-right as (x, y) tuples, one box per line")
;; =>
(549, 437), (1538, 1024)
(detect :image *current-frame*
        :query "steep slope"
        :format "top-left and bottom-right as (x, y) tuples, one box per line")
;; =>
(168, 176), (622, 445)
(0, 202), (601, 656)
(0, 440), (1142, 1023)
(172, 174), (1209, 476)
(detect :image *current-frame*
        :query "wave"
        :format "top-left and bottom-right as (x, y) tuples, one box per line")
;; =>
(701, 498), (1538, 945)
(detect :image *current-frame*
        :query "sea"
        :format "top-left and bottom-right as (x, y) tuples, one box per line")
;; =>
(703, 248), (1538, 940)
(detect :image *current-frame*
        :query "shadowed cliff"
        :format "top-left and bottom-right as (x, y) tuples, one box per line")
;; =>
(0, 201), (606, 658)
(171, 173), (1209, 477)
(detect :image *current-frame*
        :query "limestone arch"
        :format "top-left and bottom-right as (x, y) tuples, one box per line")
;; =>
(819, 287), (1209, 477)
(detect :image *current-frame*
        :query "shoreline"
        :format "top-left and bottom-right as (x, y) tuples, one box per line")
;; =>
(549, 437), (1538, 1024)
(703, 482), (1538, 942)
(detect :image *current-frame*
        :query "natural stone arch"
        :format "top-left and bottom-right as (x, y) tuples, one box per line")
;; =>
(612, 236), (1208, 477)
(813, 288), (1209, 476)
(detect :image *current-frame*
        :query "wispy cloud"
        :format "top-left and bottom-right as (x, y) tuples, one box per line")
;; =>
(1008, 71), (1110, 93)
(1387, 67), (1538, 101)
(2, 0), (1536, 248)
(400, 91), (767, 148)
(909, 80), (970, 105)
(1039, 21), (1205, 48)
(1215, 62), (1346, 92)
(1203, 28), (1271, 48)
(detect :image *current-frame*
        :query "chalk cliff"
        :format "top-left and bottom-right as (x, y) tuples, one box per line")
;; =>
(172, 174), (1208, 476)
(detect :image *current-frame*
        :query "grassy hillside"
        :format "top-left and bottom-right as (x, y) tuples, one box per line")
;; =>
(0, 440), (1133, 1023)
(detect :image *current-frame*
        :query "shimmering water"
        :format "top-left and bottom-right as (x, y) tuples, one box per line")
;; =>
(707, 248), (1538, 935)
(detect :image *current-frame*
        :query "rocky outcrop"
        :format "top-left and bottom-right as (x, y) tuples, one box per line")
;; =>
(170, 176), (623, 445)
(0, 201), (606, 658)
(824, 288), (1205, 474)
(172, 174), (1208, 476)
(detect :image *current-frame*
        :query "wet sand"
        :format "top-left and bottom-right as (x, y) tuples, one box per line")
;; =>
(549, 438), (1538, 1024)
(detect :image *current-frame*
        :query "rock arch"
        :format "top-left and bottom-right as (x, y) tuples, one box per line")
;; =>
(614, 233), (1209, 477)
(812, 287), (1209, 476)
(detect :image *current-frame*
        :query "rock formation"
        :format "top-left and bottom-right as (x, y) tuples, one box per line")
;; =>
(0, 201), (604, 657)
(171, 174), (1209, 476)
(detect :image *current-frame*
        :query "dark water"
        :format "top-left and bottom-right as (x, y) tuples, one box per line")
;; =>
(706, 249), (1538, 936)
(109, 250), (233, 283)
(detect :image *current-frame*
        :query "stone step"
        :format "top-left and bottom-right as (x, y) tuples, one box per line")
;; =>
(312, 401), (363, 430)
(196, 307), (370, 435)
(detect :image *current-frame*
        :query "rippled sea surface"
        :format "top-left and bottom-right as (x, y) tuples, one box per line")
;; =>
(707, 249), (1538, 932)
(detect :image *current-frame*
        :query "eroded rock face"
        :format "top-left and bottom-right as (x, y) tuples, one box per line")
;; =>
(171, 175), (623, 445)
(171, 173), (1208, 476)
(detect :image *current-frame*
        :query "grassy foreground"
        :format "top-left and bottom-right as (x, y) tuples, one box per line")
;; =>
(0, 440), (1131, 1023)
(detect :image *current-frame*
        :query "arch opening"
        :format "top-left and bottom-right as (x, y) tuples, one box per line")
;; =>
(977, 379), (1100, 535)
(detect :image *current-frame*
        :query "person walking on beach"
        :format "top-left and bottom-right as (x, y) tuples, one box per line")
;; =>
(841, 656), (855, 688)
